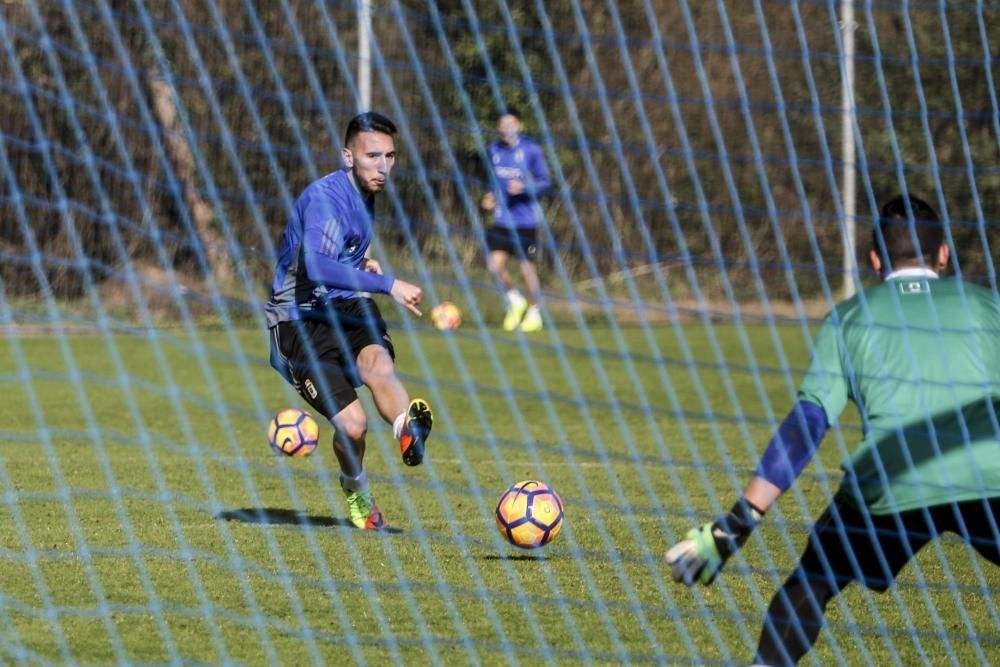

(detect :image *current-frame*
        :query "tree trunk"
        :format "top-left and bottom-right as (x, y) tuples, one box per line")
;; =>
(148, 76), (232, 285)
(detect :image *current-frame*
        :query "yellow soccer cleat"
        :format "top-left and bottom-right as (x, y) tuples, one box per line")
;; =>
(503, 299), (529, 331)
(343, 487), (388, 530)
(519, 307), (543, 333)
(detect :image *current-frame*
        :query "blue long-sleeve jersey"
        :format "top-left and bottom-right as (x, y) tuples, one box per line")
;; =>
(488, 137), (551, 229)
(264, 169), (394, 328)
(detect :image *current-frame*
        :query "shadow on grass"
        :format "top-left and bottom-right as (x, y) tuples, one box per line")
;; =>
(479, 553), (547, 562)
(216, 507), (403, 534)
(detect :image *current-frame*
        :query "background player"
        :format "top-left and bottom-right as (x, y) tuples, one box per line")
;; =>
(666, 194), (1000, 664)
(264, 111), (433, 530)
(480, 107), (552, 332)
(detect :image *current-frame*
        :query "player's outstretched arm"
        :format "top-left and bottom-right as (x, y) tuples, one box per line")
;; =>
(666, 400), (828, 586)
(303, 247), (394, 294)
(666, 498), (767, 586)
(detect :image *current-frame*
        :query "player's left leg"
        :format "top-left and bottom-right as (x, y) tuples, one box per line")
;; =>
(516, 228), (543, 332)
(755, 500), (931, 665)
(335, 298), (433, 467)
(356, 344), (433, 467)
(946, 497), (1000, 567)
(517, 260), (544, 332)
(487, 227), (529, 331)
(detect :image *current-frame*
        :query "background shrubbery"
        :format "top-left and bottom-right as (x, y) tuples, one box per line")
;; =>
(2, 2), (996, 312)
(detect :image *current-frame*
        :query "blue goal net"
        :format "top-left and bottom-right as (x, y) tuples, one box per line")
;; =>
(1, 1), (999, 664)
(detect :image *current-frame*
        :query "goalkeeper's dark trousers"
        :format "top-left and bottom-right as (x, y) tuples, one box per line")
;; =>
(754, 496), (1000, 666)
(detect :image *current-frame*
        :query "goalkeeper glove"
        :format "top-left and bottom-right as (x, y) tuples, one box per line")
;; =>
(665, 499), (765, 586)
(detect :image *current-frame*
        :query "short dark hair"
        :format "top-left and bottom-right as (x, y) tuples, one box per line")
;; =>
(344, 111), (397, 146)
(496, 106), (521, 122)
(873, 194), (944, 269)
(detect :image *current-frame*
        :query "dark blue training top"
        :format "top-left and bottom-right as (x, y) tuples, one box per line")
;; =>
(264, 169), (395, 328)
(487, 137), (552, 229)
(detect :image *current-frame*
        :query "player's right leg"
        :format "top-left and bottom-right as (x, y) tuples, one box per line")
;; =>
(486, 247), (513, 289)
(486, 229), (527, 330)
(331, 400), (386, 530)
(756, 566), (838, 665)
(271, 319), (387, 530)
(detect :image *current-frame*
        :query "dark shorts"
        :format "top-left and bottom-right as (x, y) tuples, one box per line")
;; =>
(796, 495), (1000, 592)
(486, 225), (538, 260)
(268, 297), (395, 419)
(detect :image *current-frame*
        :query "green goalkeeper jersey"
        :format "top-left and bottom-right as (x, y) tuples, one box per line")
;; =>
(799, 271), (1000, 514)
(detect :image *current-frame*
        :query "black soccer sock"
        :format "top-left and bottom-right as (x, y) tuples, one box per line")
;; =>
(755, 568), (837, 666)
(333, 432), (365, 479)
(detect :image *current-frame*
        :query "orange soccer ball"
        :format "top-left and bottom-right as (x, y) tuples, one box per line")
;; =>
(430, 301), (462, 331)
(495, 480), (564, 549)
(267, 408), (319, 457)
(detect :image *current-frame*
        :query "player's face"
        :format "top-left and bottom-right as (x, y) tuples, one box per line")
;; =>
(344, 131), (396, 195)
(497, 114), (521, 146)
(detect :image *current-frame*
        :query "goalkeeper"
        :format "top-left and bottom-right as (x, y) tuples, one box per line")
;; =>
(666, 194), (1000, 665)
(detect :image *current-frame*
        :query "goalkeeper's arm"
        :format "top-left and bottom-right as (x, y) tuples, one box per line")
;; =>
(665, 400), (828, 586)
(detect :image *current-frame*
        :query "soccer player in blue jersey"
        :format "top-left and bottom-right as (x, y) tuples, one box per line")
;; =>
(264, 111), (433, 531)
(480, 107), (552, 332)
(666, 195), (1000, 664)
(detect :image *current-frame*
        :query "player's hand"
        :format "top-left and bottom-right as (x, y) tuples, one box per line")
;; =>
(390, 279), (423, 316)
(665, 500), (764, 586)
(361, 258), (383, 274)
(507, 179), (525, 195)
(480, 192), (496, 211)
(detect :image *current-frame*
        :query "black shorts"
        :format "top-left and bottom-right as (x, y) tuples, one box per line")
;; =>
(795, 495), (1000, 592)
(485, 225), (538, 260)
(268, 297), (395, 419)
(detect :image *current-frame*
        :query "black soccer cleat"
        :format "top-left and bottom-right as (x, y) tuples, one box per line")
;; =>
(400, 398), (433, 466)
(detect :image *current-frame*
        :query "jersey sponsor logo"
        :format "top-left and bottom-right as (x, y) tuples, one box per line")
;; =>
(898, 280), (930, 294)
(495, 166), (522, 179)
(304, 378), (318, 399)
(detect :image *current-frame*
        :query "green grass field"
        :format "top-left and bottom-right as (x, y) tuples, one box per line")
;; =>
(1, 319), (998, 665)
